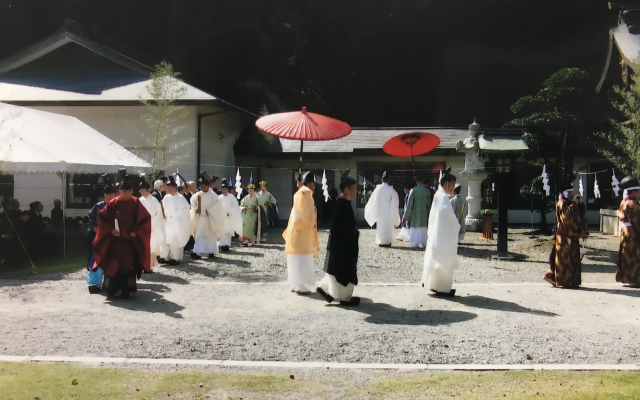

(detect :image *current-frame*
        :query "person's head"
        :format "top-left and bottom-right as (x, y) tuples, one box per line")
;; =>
(178, 186), (185, 194)
(403, 181), (414, 195)
(2, 201), (12, 211)
(30, 201), (43, 213)
(200, 182), (210, 192)
(230, 187), (236, 195)
(20, 210), (30, 222)
(302, 171), (316, 191)
(247, 183), (256, 196)
(259, 181), (268, 192)
(210, 176), (219, 188)
(154, 180), (166, 192)
(561, 188), (573, 201)
(339, 177), (358, 199)
(453, 183), (462, 195)
(12, 199), (20, 209)
(187, 181), (196, 193)
(328, 181), (334, 188)
(620, 176), (640, 200)
(220, 182), (229, 195)
(53, 199), (61, 208)
(414, 175), (423, 184)
(139, 181), (151, 197)
(119, 176), (134, 200)
(573, 194), (582, 204)
(439, 168), (456, 193)
(198, 171), (211, 192)
(381, 171), (389, 184)
(166, 176), (178, 194)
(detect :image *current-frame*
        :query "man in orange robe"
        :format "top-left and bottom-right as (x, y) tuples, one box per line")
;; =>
(283, 171), (319, 294)
(617, 176), (640, 288)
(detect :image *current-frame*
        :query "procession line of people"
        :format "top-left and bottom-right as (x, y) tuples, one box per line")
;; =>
(83, 166), (639, 302)
(84, 170), (274, 298)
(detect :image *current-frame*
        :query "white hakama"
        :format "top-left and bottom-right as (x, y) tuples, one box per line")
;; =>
(318, 273), (355, 301)
(163, 193), (191, 262)
(287, 254), (316, 289)
(422, 186), (460, 293)
(396, 226), (410, 241)
(408, 227), (428, 247)
(218, 234), (232, 247)
(193, 237), (219, 255)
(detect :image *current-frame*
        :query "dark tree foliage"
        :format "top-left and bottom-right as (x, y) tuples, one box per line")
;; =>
(519, 176), (553, 232)
(504, 68), (611, 191)
(0, 0), (614, 126)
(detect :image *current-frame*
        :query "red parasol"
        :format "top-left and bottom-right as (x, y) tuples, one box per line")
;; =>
(383, 132), (440, 167)
(256, 107), (351, 179)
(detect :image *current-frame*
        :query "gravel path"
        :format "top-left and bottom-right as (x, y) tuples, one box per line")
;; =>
(19, 227), (621, 285)
(1, 281), (638, 366)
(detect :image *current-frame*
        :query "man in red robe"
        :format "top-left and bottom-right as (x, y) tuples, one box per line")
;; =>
(92, 175), (151, 299)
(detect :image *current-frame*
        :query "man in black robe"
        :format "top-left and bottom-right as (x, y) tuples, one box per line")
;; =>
(316, 173), (360, 306)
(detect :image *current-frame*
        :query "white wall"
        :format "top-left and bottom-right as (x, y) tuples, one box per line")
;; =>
(199, 113), (245, 181)
(26, 105), (198, 180)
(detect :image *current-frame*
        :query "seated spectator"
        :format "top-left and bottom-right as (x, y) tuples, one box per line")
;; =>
(8, 199), (21, 223)
(51, 199), (63, 228)
(28, 201), (58, 257)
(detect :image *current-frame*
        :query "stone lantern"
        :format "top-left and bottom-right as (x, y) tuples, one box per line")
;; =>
(455, 119), (488, 232)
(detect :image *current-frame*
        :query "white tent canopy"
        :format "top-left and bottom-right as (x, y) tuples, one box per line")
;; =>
(0, 102), (151, 173)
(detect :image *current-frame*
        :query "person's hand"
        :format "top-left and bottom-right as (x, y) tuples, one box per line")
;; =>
(196, 209), (201, 214)
(131, 232), (137, 238)
(112, 229), (120, 236)
(93, 227), (98, 232)
(227, 213), (230, 217)
(205, 210), (209, 216)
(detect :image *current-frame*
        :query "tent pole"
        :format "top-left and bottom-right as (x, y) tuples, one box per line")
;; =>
(62, 174), (66, 258)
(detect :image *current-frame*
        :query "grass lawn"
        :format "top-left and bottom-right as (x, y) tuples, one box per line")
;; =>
(1, 361), (639, 399)
(0, 254), (85, 279)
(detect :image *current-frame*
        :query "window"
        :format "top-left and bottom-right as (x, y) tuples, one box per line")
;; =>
(0, 174), (14, 204)
(65, 173), (143, 208)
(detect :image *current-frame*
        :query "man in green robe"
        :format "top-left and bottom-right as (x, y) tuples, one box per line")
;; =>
(402, 175), (431, 247)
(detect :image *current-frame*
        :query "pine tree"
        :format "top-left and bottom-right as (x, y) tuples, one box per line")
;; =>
(597, 74), (640, 177)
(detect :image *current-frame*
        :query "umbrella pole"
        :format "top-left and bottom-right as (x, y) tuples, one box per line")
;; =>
(299, 140), (304, 178)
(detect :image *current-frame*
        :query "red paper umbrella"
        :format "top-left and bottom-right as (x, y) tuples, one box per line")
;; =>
(256, 107), (351, 178)
(383, 132), (440, 167)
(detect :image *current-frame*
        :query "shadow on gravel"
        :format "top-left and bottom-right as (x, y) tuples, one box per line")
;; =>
(457, 246), (527, 261)
(581, 262), (617, 274)
(139, 273), (191, 285)
(228, 251), (264, 258)
(575, 287), (640, 298)
(346, 298), (477, 326)
(105, 283), (184, 319)
(436, 295), (558, 316)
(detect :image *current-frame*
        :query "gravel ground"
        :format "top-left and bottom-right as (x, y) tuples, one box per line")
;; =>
(1, 226), (633, 370)
(18, 227), (621, 285)
(0, 281), (638, 366)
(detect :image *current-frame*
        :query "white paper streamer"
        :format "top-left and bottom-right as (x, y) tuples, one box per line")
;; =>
(322, 170), (329, 202)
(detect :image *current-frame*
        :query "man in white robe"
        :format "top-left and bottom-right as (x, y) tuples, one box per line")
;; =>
(422, 168), (460, 297)
(139, 181), (167, 270)
(218, 179), (242, 252)
(190, 173), (225, 259)
(162, 176), (191, 265)
(364, 171), (400, 247)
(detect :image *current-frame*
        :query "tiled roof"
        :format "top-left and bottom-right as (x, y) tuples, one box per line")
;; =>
(279, 127), (469, 153)
(612, 23), (640, 71)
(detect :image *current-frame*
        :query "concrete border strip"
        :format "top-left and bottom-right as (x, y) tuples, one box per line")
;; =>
(1, 355), (638, 371)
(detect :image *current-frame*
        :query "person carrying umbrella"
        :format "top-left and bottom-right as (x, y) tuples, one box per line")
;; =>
(364, 171), (400, 247)
(317, 171), (360, 306)
(283, 171), (319, 294)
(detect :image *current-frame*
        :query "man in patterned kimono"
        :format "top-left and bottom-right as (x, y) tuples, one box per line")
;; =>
(617, 176), (640, 288)
(543, 186), (587, 288)
(403, 175), (431, 247)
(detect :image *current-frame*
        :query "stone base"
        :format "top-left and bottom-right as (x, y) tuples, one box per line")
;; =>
(465, 218), (483, 232)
